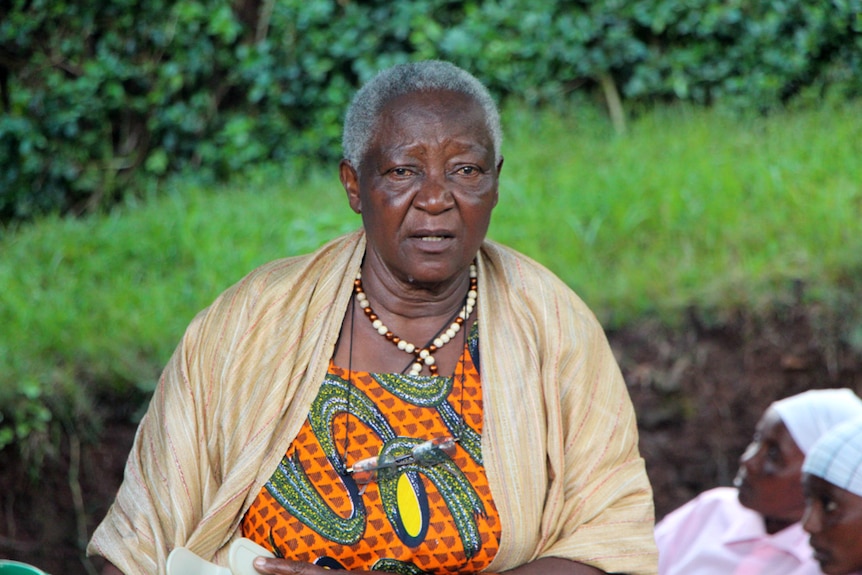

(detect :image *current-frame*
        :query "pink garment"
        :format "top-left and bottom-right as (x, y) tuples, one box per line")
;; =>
(655, 487), (823, 575)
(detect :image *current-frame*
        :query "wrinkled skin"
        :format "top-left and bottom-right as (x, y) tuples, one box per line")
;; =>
(342, 89), (501, 291)
(733, 407), (806, 534)
(802, 474), (862, 575)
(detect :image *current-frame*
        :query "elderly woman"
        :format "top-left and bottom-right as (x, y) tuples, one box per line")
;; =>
(88, 61), (657, 574)
(802, 416), (862, 575)
(655, 388), (862, 575)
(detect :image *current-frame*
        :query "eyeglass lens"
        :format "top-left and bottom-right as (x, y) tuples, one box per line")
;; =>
(348, 436), (457, 485)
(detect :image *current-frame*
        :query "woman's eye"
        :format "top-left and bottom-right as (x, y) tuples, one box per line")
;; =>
(766, 445), (781, 461)
(390, 167), (412, 177)
(824, 498), (839, 513)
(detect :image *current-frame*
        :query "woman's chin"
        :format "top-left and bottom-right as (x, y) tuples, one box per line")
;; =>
(735, 482), (755, 510)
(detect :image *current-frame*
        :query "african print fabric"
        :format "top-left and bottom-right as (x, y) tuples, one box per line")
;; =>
(242, 324), (501, 574)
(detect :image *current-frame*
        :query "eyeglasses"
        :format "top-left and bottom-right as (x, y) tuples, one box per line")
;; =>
(347, 436), (458, 486)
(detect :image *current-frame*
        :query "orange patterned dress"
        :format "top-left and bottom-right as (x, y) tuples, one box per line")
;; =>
(241, 325), (501, 573)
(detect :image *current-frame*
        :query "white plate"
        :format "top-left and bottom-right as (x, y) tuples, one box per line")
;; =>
(166, 538), (274, 575)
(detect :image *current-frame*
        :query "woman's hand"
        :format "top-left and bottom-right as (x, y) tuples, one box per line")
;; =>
(100, 561), (124, 575)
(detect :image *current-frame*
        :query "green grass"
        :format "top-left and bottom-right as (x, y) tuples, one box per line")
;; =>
(2, 99), (862, 453)
(493, 99), (862, 324)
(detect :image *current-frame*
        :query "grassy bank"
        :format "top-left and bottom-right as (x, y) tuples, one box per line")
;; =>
(2, 99), (861, 455)
(496, 99), (862, 324)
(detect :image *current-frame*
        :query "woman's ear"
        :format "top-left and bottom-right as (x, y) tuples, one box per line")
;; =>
(492, 156), (504, 208)
(339, 160), (362, 214)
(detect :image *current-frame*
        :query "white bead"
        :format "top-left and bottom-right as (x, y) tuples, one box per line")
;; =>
(352, 267), (477, 372)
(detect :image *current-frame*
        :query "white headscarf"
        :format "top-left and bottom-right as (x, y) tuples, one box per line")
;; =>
(803, 416), (862, 497)
(771, 388), (862, 454)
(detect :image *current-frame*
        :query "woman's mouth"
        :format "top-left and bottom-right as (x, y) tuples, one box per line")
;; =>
(811, 546), (832, 568)
(409, 232), (454, 252)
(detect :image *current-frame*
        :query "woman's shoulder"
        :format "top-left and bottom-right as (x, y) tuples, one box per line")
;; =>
(194, 230), (363, 327)
(657, 487), (745, 530)
(218, 230), (362, 297)
(480, 240), (575, 292)
(480, 239), (598, 321)
(480, 239), (553, 273)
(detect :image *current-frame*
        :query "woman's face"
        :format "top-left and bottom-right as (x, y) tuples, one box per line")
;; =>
(340, 89), (501, 287)
(734, 407), (807, 523)
(803, 474), (862, 575)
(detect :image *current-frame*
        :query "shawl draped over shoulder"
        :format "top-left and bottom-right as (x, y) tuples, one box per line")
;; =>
(88, 230), (658, 575)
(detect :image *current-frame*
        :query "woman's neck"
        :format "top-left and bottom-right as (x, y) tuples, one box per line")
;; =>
(763, 516), (796, 535)
(358, 261), (473, 323)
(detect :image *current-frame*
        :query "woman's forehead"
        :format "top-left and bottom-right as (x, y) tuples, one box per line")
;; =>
(368, 92), (493, 157)
(757, 408), (799, 446)
(806, 473), (862, 507)
(378, 90), (485, 130)
(757, 407), (785, 434)
(382, 88), (479, 112)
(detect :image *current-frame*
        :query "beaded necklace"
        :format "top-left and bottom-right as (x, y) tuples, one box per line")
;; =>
(342, 264), (475, 483)
(353, 263), (477, 376)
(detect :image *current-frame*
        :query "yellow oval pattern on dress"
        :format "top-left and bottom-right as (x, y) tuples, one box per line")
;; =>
(397, 473), (423, 538)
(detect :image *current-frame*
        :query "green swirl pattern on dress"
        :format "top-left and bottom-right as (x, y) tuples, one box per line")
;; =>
(377, 438), (486, 560)
(436, 400), (482, 465)
(309, 373), (397, 474)
(372, 558), (429, 574)
(265, 451), (367, 544)
(372, 372), (453, 406)
(264, 374), (398, 544)
(467, 322), (480, 375)
(371, 369), (482, 465)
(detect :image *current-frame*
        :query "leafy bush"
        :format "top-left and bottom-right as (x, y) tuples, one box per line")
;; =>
(2, 0), (860, 222)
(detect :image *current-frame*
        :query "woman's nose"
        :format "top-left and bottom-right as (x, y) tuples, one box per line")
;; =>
(414, 174), (454, 213)
(739, 443), (762, 473)
(802, 504), (822, 534)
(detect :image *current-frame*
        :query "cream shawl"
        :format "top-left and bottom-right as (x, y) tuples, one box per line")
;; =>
(88, 230), (658, 574)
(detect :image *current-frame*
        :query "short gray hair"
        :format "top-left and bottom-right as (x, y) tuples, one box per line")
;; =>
(342, 60), (502, 169)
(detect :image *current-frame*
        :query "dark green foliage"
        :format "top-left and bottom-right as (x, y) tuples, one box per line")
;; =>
(1, 0), (860, 221)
